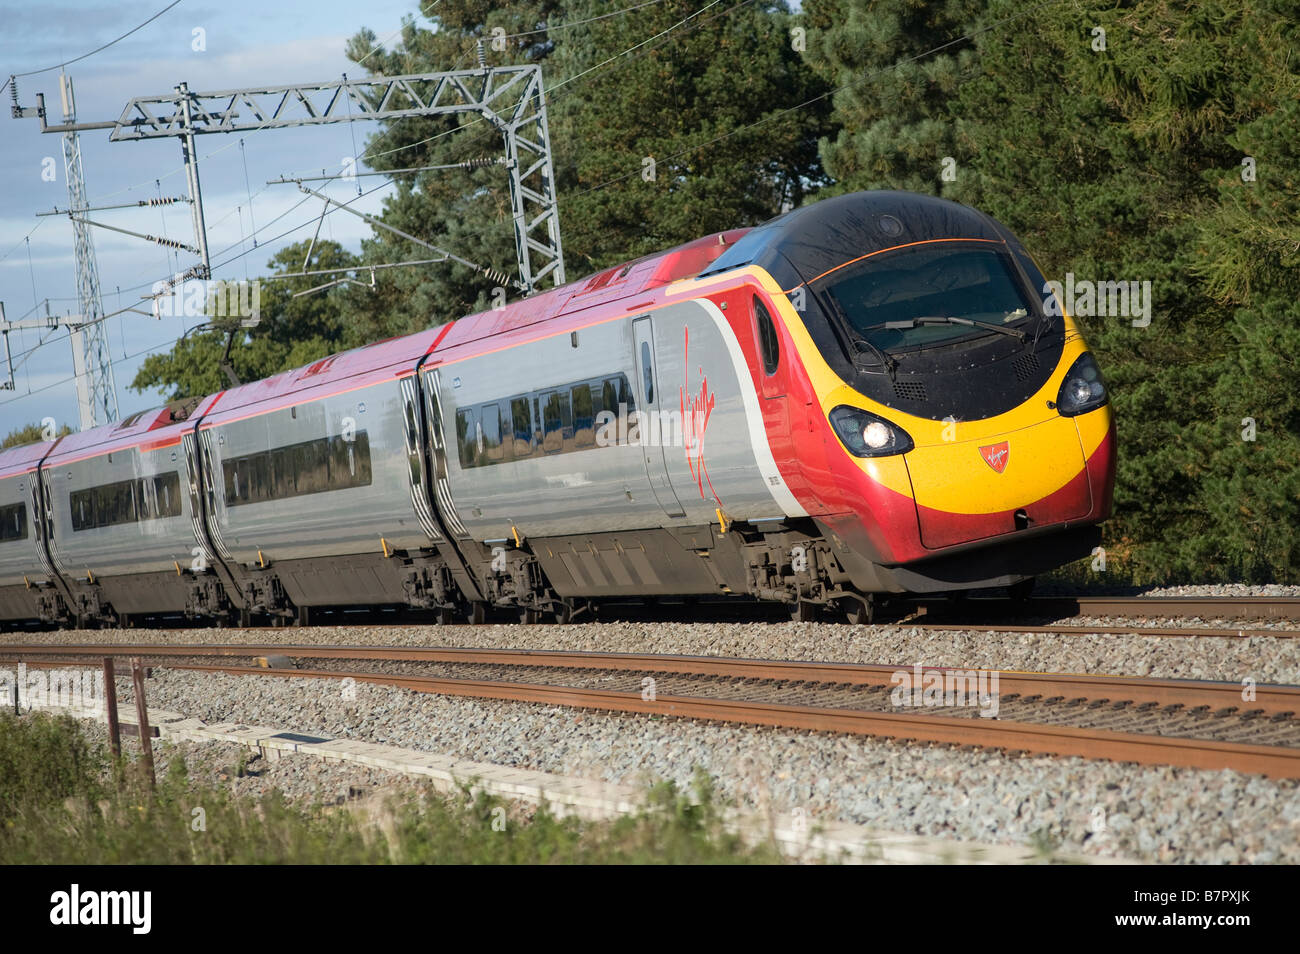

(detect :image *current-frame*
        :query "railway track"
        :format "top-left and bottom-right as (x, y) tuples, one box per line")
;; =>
(6, 643), (1299, 780)
(918, 595), (1300, 622)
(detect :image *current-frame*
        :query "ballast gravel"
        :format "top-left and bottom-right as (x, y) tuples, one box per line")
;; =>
(104, 666), (1298, 864)
(6, 615), (1296, 685)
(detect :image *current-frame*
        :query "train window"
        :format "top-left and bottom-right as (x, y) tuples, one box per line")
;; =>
(600, 378), (619, 419)
(510, 397), (532, 459)
(292, 441), (324, 495)
(222, 433), (372, 505)
(754, 296), (780, 375)
(456, 408), (478, 469)
(542, 390), (572, 454)
(244, 455), (272, 506)
(640, 342), (654, 403)
(0, 502), (27, 542)
(452, 372), (634, 466)
(572, 385), (595, 449)
(270, 446), (297, 498)
(332, 432), (372, 488)
(70, 478), (146, 531)
(153, 473), (183, 518)
(480, 404), (505, 463)
(820, 243), (1038, 355)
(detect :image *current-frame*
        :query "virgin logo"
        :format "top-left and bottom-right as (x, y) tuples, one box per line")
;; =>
(980, 441), (1009, 473)
(680, 326), (719, 501)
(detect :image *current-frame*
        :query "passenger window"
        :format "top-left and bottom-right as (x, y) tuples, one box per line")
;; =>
(542, 390), (571, 454)
(271, 446), (297, 498)
(573, 385), (595, 448)
(346, 431), (372, 487)
(456, 408), (478, 469)
(481, 404), (504, 462)
(754, 296), (780, 375)
(510, 397), (532, 458)
(640, 342), (654, 403)
(156, 473), (183, 517)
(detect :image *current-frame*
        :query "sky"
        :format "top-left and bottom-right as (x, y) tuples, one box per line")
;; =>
(0, 0), (426, 433)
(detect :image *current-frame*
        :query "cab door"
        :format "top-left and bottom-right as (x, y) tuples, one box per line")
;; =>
(631, 316), (685, 518)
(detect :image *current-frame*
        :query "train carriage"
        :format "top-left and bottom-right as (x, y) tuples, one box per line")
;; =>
(0, 440), (61, 623)
(191, 328), (462, 621)
(35, 404), (212, 624)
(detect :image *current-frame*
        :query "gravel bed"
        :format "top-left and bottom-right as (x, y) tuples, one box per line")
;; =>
(3, 617), (1296, 685)
(1035, 582), (1300, 598)
(95, 667), (1300, 864)
(72, 718), (414, 805)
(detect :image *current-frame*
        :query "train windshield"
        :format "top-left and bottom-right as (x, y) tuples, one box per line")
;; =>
(818, 243), (1038, 355)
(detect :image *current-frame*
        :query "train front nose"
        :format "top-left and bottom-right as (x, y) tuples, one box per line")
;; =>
(904, 415), (1099, 549)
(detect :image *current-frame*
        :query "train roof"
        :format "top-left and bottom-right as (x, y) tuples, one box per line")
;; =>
(199, 324), (450, 425)
(699, 190), (1012, 290)
(0, 437), (59, 480)
(42, 393), (224, 467)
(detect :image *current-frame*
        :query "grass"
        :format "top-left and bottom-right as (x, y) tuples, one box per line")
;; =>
(0, 713), (785, 864)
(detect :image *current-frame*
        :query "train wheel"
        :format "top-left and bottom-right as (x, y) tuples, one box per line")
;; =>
(843, 596), (875, 625)
(436, 607), (454, 626)
(790, 601), (818, 622)
(467, 602), (487, 625)
(553, 600), (574, 624)
(519, 607), (540, 625)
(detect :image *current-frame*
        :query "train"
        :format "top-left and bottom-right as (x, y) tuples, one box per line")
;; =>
(0, 190), (1115, 628)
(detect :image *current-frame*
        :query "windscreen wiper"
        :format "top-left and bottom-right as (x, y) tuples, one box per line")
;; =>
(823, 293), (898, 379)
(863, 315), (1029, 343)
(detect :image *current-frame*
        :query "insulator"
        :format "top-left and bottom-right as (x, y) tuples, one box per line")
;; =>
(476, 39), (487, 69)
(149, 234), (189, 251)
(481, 266), (510, 286)
(459, 157), (496, 170)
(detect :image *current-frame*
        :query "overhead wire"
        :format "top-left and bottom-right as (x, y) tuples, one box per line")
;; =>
(1, 0), (185, 87)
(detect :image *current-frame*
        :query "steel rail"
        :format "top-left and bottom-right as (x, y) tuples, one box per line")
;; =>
(4, 643), (1298, 715)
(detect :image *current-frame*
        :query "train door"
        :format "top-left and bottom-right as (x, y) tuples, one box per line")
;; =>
(631, 316), (685, 518)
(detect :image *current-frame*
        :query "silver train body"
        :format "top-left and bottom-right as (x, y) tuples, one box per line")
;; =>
(0, 293), (811, 626)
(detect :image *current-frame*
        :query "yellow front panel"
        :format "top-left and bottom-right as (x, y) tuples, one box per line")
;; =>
(906, 416), (1086, 515)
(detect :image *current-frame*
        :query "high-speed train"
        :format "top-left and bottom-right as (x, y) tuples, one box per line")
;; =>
(0, 190), (1115, 628)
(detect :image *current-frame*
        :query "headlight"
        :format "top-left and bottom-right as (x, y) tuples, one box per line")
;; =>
(1055, 352), (1108, 416)
(829, 406), (914, 457)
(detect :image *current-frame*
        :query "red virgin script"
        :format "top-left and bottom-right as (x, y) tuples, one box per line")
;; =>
(681, 326), (719, 502)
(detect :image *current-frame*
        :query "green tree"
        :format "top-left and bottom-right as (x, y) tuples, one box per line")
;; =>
(2, 422), (73, 449)
(131, 241), (361, 400)
(342, 0), (831, 340)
